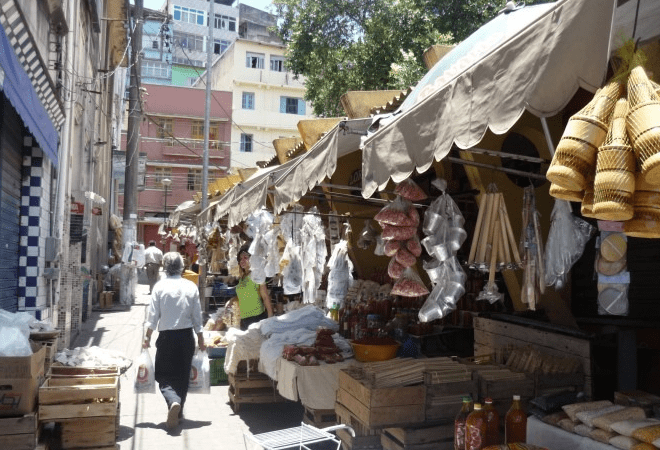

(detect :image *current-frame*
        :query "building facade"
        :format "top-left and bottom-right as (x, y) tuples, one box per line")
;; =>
(116, 83), (232, 250)
(0, 0), (118, 349)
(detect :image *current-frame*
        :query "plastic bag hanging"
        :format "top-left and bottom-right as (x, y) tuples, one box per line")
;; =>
(356, 219), (377, 249)
(395, 178), (428, 201)
(134, 349), (156, 394)
(544, 200), (595, 289)
(391, 267), (429, 297)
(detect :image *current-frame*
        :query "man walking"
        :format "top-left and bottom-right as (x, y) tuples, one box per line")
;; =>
(144, 241), (163, 295)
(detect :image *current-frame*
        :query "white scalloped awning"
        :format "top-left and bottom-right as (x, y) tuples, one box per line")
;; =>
(361, 0), (617, 198)
(196, 118), (372, 228)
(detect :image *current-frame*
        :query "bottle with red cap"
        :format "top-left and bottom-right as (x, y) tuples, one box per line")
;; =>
(483, 397), (500, 446)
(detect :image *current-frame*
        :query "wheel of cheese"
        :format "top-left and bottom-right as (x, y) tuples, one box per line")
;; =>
(600, 234), (627, 262)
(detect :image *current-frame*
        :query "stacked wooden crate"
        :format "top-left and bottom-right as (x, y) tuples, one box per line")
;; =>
(0, 413), (39, 450)
(380, 422), (455, 450)
(227, 360), (284, 413)
(424, 360), (477, 422)
(472, 367), (534, 419)
(39, 366), (120, 450)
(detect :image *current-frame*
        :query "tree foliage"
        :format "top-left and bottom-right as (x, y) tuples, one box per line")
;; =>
(273, 0), (521, 117)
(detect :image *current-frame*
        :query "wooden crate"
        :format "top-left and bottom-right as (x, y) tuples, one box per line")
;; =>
(60, 416), (116, 449)
(303, 406), (336, 428)
(336, 426), (382, 450)
(473, 317), (592, 396)
(48, 366), (120, 379)
(227, 371), (284, 412)
(424, 374), (478, 421)
(336, 370), (425, 429)
(0, 412), (38, 450)
(39, 376), (118, 421)
(335, 402), (380, 438)
(381, 423), (454, 450)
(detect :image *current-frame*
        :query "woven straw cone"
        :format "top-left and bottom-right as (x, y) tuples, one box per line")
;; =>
(549, 183), (584, 202)
(596, 147), (635, 171)
(633, 190), (660, 207)
(581, 189), (597, 218)
(626, 67), (660, 184)
(548, 82), (621, 191)
(624, 207), (660, 238)
(592, 198), (633, 221)
(594, 171), (635, 193)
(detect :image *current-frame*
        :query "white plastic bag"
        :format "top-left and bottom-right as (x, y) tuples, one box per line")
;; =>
(188, 350), (210, 394)
(282, 242), (303, 295)
(134, 349), (156, 394)
(326, 241), (354, 308)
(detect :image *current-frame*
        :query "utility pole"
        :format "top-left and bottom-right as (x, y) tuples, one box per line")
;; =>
(199, 0), (214, 311)
(121, 0), (144, 306)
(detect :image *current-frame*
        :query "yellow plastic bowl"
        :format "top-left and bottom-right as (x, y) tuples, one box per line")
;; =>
(350, 338), (400, 362)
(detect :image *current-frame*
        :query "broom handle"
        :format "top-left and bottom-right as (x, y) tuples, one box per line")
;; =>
(468, 193), (488, 264)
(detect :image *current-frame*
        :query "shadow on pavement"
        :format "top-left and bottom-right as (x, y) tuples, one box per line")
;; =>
(117, 425), (135, 442)
(233, 400), (305, 434)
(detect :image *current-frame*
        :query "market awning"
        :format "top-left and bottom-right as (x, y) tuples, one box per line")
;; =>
(360, 0), (617, 198)
(0, 22), (60, 165)
(196, 118), (373, 228)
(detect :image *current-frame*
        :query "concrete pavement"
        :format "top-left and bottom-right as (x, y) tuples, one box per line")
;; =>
(72, 280), (306, 450)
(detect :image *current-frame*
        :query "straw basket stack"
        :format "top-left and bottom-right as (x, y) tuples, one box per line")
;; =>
(627, 66), (660, 184)
(547, 81), (622, 191)
(623, 176), (660, 238)
(549, 184), (583, 202)
(581, 174), (597, 219)
(592, 99), (636, 221)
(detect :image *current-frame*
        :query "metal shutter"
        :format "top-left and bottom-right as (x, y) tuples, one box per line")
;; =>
(0, 97), (23, 311)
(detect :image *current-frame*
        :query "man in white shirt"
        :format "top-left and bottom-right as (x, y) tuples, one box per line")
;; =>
(144, 241), (163, 294)
(144, 252), (205, 430)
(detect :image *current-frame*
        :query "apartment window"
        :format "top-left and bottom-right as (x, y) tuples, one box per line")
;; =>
(280, 96), (306, 115)
(213, 14), (236, 32)
(188, 169), (202, 191)
(173, 5), (205, 25)
(242, 92), (255, 110)
(191, 120), (220, 141)
(270, 56), (285, 72)
(154, 167), (173, 187)
(173, 56), (204, 67)
(246, 52), (265, 69)
(156, 118), (173, 138)
(214, 39), (230, 55)
(152, 40), (159, 50)
(240, 134), (253, 152)
(142, 61), (170, 79)
(173, 31), (205, 52)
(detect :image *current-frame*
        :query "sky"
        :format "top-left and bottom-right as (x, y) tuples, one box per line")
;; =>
(141, 0), (275, 13)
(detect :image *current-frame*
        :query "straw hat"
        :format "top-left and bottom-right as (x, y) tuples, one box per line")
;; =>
(549, 183), (584, 202)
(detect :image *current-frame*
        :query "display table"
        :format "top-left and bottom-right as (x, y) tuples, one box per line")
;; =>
(527, 416), (618, 450)
(272, 358), (360, 410)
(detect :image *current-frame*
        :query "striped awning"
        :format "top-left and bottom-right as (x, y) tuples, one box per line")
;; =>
(0, 0), (64, 163)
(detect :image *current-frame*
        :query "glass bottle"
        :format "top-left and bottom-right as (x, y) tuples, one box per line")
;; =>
(454, 396), (472, 450)
(505, 395), (527, 444)
(465, 403), (487, 450)
(483, 398), (500, 447)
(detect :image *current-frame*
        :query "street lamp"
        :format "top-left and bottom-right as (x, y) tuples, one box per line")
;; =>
(161, 178), (172, 250)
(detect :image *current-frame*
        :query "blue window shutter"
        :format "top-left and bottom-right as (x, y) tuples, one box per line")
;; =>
(280, 97), (286, 113)
(198, 13), (204, 25)
(174, 10), (181, 20)
(298, 99), (306, 115)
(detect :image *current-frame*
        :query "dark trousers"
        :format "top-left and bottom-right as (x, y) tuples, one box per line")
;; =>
(146, 263), (160, 293)
(240, 311), (268, 331)
(155, 328), (195, 412)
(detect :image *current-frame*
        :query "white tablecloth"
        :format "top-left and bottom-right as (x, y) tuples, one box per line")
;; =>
(527, 416), (619, 450)
(270, 357), (360, 410)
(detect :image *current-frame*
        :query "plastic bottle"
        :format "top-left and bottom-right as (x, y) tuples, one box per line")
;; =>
(505, 395), (527, 444)
(483, 397), (500, 446)
(454, 396), (472, 450)
(465, 403), (487, 450)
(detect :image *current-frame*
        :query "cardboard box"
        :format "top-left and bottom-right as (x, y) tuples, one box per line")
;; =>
(0, 376), (42, 417)
(0, 344), (46, 379)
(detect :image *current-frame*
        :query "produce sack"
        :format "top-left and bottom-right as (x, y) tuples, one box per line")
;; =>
(282, 242), (303, 295)
(395, 178), (427, 201)
(388, 256), (405, 279)
(609, 435), (641, 450)
(391, 267), (429, 297)
(406, 236), (422, 257)
(384, 239), (401, 257)
(375, 196), (416, 227)
(381, 224), (417, 241)
(134, 349), (156, 394)
(188, 350), (210, 394)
